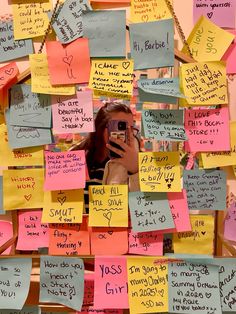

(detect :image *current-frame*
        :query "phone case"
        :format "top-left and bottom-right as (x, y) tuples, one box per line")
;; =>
(107, 120), (128, 158)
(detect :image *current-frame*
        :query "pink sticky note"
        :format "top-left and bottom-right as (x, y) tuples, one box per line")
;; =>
(16, 210), (49, 251)
(0, 62), (19, 91)
(0, 221), (13, 255)
(52, 91), (94, 134)
(44, 150), (86, 191)
(222, 31), (236, 74)
(83, 273), (94, 306)
(94, 256), (128, 309)
(193, 0), (236, 28)
(128, 230), (163, 256)
(224, 201), (236, 241)
(167, 190), (192, 233)
(78, 307), (123, 314)
(184, 107), (230, 152)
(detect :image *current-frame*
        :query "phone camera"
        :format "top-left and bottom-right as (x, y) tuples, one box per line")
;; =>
(118, 121), (126, 130)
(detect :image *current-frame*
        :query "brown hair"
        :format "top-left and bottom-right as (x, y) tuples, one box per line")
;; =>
(70, 102), (132, 171)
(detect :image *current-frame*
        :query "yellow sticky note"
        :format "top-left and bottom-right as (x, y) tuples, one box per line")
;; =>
(127, 257), (168, 313)
(42, 189), (84, 223)
(29, 54), (75, 95)
(183, 16), (234, 62)
(201, 121), (236, 168)
(180, 61), (228, 106)
(89, 59), (134, 99)
(173, 215), (214, 255)
(3, 169), (44, 210)
(89, 185), (128, 227)
(0, 124), (44, 167)
(139, 151), (181, 192)
(130, 0), (172, 23)
(12, 0), (52, 40)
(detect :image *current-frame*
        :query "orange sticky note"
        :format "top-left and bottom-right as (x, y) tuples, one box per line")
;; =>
(46, 38), (90, 85)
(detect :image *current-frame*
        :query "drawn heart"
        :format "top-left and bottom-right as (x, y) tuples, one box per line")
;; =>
(63, 55), (73, 66)
(24, 194), (32, 201)
(219, 95), (226, 102)
(5, 68), (14, 76)
(103, 211), (112, 222)
(159, 215), (166, 223)
(141, 15), (149, 22)
(57, 196), (66, 205)
(205, 292), (212, 299)
(107, 230), (113, 235)
(201, 231), (206, 235)
(207, 12), (213, 19)
(158, 289), (164, 297)
(122, 61), (130, 70)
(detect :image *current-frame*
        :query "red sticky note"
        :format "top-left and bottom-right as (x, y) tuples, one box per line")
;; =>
(0, 221), (13, 255)
(90, 227), (128, 255)
(46, 38), (90, 85)
(222, 31), (236, 74)
(83, 273), (94, 306)
(184, 107), (230, 152)
(16, 210), (49, 251)
(48, 217), (90, 255)
(167, 190), (192, 233)
(44, 150), (86, 191)
(94, 256), (128, 309)
(128, 230), (163, 256)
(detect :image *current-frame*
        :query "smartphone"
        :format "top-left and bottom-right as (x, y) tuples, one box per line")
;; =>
(107, 120), (128, 158)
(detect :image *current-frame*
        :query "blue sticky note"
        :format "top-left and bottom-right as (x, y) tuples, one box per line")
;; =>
(6, 110), (53, 149)
(83, 10), (126, 57)
(0, 306), (40, 314)
(142, 109), (187, 141)
(183, 169), (227, 210)
(129, 191), (175, 232)
(39, 256), (84, 311)
(50, 0), (92, 44)
(129, 19), (174, 70)
(10, 84), (51, 128)
(0, 258), (32, 310)
(168, 261), (222, 314)
(0, 21), (34, 63)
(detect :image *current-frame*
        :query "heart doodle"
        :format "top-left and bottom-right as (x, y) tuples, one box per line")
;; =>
(201, 231), (206, 235)
(107, 230), (113, 235)
(141, 15), (149, 22)
(122, 61), (130, 70)
(158, 289), (164, 297)
(207, 12), (213, 19)
(63, 55), (73, 66)
(205, 292), (212, 299)
(57, 196), (67, 205)
(159, 215), (166, 223)
(103, 211), (112, 226)
(5, 68), (14, 76)
(24, 194), (32, 201)
(219, 95), (226, 102)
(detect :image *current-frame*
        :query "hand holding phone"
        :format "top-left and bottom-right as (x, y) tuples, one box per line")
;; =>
(107, 120), (128, 159)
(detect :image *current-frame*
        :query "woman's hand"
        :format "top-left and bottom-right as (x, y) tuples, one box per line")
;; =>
(106, 126), (139, 174)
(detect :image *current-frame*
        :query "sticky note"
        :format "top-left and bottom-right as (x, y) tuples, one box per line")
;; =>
(89, 185), (128, 227)
(224, 201), (236, 242)
(139, 151), (181, 192)
(129, 19), (174, 70)
(167, 190), (191, 233)
(29, 54), (75, 95)
(183, 169), (226, 210)
(48, 218), (90, 255)
(90, 227), (128, 255)
(222, 31), (236, 74)
(0, 124), (44, 166)
(184, 107), (230, 152)
(94, 257), (128, 309)
(46, 38), (90, 85)
(173, 215), (215, 255)
(0, 20), (33, 63)
(129, 191), (175, 232)
(89, 59), (134, 99)
(131, 0), (172, 23)
(12, 0), (52, 40)
(40, 256), (84, 311)
(3, 168), (44, 210)
(0, 63), (19, 92)
(16, 210), (49, 251)
(52, 91), (94, 134)
(42, 189), (84, 223)
(168, 261), (221, 314)
(180, 61), (228, 106)
(83, 10), (126, 58)
(127, 257), (168, 313)
(0, 258), (32, 309)
(142, 109), (187, 141)
(44, 150), (86, 191)
(0, 221), (13, 255)
(50, 0), (91, 44)
(183, 16), (234, 61)
(128, 230), (163, 256)
(201, 121), (236, 168)
(193, 0), (236, 29)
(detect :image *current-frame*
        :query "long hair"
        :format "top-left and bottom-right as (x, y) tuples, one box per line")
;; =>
(70, 102), (132, 170)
